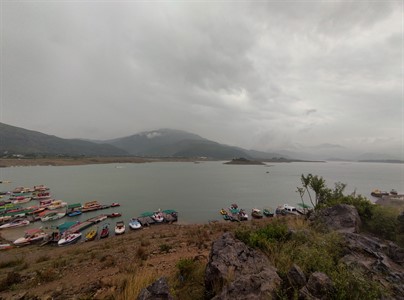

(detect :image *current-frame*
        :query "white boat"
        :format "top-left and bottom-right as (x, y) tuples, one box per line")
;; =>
(129, 218), (142, 230)
(13, 229), (48, 246)
(0, 219), (30, 229)
(10, 196), (32, 204)
(115, 221), (125, 235)
(152, 211), (164, 223)
(58, 232), (82, 246)
(276, 204), (300, 216)
(41, 211), (66, 222)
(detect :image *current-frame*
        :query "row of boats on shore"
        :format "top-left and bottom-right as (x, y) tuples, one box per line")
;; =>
(220, 203), (308, 222)
(4, 209), (179, 248)
(0, 184), (123, 226)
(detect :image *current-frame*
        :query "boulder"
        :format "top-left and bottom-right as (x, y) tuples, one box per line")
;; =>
(137, 277), (173, 300)
(311, 204), (361, 233)
(341, 232), (404, 297)
(205, 232), (281, 299)
(287, 264), (307, 289)
(305, 272), (334, 299)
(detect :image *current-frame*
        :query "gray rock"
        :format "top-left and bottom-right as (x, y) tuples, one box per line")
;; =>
(306, 272), (333, 299)
(137, 277), (173, 300)
(311, 204), (361, 233)
(205, 232), (281, 299)
(341, 232), (404, 297)
(287, 264), (307, 289)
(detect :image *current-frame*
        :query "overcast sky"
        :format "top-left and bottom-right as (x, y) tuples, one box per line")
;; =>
(1, 1), (403, 157)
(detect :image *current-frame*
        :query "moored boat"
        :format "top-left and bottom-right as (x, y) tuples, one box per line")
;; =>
(115, 221), (125, 235)
(40, 211), (66, 222)
(100, 224), (109, 239)
(111, 202), (120, 207)
(152, 210), (164, 223)
(263, 208), (274, 217)
(58, 232), (82, 246)
(371, 189), (389, 198)
(10, 196), (32, 204)
(276, 204), (300, 216)
(0, 218), (30, 229)
(47, 200), (67, 210)
(85, 226), (98, 241)
(129, 218), (142, 230)
(251, 208), (263, 219)
(108, 212), (122, 218)
(81, 201), (102, 212)
(13, 229), (48, 246)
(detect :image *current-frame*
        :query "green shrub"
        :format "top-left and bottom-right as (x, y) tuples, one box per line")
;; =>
(365, 206), (399, 241)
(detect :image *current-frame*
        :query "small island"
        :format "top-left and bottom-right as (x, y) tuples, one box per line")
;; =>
(224, 157), (265, 165)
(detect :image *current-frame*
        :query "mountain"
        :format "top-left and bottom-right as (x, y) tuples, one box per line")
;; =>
(0, 122), (128, 156)
(103, 129), (252, 159)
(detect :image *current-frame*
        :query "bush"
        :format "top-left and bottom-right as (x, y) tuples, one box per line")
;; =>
(365, 206), (399, 241)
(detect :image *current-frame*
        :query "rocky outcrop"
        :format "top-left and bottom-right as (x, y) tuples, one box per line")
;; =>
(341, 232), (404, 297)
(137, 277), (173, 300)
(310, 204), (361, 233)
(205, 232), (281, 299)
(287, 264), (307, 289)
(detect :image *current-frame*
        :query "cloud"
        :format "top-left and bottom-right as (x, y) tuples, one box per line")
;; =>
(1, 0), (402, 157)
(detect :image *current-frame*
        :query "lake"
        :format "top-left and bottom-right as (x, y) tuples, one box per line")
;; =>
(0, 161), (403, 239)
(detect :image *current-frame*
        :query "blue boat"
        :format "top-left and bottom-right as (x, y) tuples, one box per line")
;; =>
(67, 211), (82, 217)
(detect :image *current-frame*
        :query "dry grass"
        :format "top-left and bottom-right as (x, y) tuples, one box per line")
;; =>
(116, 268), (158, 300)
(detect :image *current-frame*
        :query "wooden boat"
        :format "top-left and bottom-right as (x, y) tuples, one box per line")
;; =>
(100, 224), (109, 239)
(81, 201), (102, 212)
(251, 208), (263, 219)
(85, 226), (98, 241)
(0, 218), (30, 229)
(129, 218), (142, 230)
(41, 211), (66, 222)
(115, 221), (125, 235)
(47, 200), (67, 210)
(371, 189), (389, 198)
(58, 232), (82, 246)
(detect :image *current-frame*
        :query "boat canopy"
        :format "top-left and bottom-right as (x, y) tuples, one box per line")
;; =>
(67, 203), (82, 209)
(162, 209), (177, 214)
(140, 211), (155, 217)
(57, 221), (77, 233)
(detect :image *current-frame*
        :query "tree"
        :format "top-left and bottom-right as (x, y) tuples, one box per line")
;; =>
(301, 174), (315, 208)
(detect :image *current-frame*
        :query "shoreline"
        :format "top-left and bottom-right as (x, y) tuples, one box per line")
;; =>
(0, 157), (202, 168)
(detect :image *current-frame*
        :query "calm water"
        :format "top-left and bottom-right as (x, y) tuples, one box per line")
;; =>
(1, 161), (403, 238)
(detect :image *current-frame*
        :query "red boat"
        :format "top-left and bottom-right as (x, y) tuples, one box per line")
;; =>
(100, 224), (109, 239)
(108, 212), (122, 218)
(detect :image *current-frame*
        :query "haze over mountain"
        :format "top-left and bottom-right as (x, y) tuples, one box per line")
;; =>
(0, 123), (128, 157)
(0, 123), (285, 160)
(1, 122), (401, 162)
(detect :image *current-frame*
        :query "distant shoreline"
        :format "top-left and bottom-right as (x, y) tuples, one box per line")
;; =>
(0, 156), (325, 168)
(0, 157), (200, 168)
